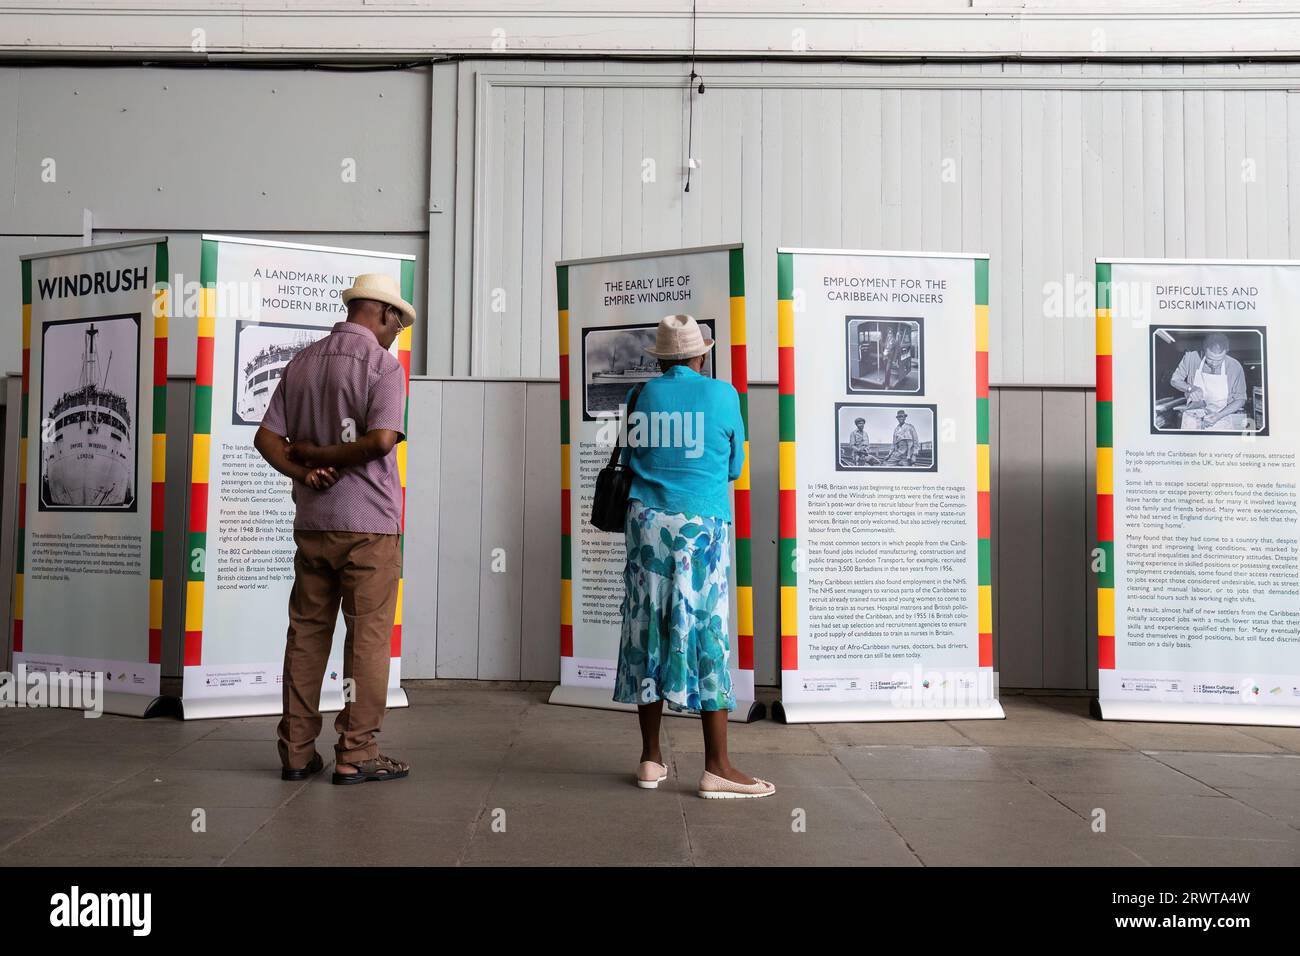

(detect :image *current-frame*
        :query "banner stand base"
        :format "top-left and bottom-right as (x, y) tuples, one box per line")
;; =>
(91, 692), (166, 719)
(41, 693), (165, 719)
(548, 684), (764, 723)
(773, 698), (1005, 724)
(1095, 700), (1300, 728)
(180, 686), (409, 721)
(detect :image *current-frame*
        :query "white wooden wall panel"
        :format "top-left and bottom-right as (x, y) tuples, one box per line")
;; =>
(468, 63), (1300, 387)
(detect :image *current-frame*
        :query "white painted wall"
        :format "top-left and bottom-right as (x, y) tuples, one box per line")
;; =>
(4, 2), (1300, 58)
(465, 59), (1300, 386)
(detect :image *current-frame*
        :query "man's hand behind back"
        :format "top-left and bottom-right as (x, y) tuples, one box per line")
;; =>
(304, 467), (340, 490)
(286, 440), (322, 468)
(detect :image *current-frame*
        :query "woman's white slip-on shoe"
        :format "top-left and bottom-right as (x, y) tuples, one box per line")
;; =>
(636, 761), (670, 789)
(697, 770), (776, 799)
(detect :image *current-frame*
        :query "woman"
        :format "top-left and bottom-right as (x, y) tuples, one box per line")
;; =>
(612, 314), (775, 800)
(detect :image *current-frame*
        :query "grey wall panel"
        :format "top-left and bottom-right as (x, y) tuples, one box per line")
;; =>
(1041, 390), (1088, 690)
(476, 381), (526, 679)
(520, 381), (561, 681)
(0, 72), (15, 234)
(402, 380), (443, 679)
(427, 63), (459, 377)
(995, 389), (1044, 688)
(8, 66), (430, 236)
(160, 380), (193, 679)
(451, 61), (477, 377)
(746, 385), (780, 686)
(434, 380), (484, 678)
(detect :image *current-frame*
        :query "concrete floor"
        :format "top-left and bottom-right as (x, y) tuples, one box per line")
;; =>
(0, 687), (1296, 866)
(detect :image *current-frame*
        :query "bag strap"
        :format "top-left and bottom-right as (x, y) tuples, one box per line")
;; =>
(607, 383), (645, 468)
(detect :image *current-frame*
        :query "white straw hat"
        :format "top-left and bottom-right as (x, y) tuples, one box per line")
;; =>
(341, 273), (416, 325)
(644, 314), (715, 360)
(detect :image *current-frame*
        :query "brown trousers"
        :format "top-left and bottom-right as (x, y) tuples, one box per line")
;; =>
(278, 530), (402, 770)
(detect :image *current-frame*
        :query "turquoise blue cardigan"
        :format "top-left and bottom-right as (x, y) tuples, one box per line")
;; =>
(618, 365), (746, 521)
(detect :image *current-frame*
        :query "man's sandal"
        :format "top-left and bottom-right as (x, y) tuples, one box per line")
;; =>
(331, 754), (411, 786)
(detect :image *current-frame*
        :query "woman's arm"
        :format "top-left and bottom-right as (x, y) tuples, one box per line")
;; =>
(619, 385), (640, 466)
(727, 388), (746, 481)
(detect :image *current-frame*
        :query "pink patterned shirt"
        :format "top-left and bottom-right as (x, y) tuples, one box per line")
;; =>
(260, 321), (406, 534)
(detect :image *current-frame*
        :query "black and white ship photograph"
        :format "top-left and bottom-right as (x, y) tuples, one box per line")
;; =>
(581, 320), (714, 420)
(232, 319), (330, 426)
(845, 317), (923, 394)
(38, 314), (140, 511)
(835, 402), (937, 473)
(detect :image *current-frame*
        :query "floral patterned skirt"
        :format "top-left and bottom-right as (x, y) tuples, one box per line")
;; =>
(613, 500), (735, 714)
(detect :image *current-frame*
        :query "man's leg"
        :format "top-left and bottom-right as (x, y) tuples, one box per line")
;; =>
(334, 533), (402, 766)
(277, 532), (342, 770)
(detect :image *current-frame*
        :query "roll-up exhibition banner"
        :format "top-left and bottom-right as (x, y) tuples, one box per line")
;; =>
(551, 244), (760, 721)
(181, 235), (414, 719)
(774, 249), (1003, 723)
(1096, 258), (1300, 727)
(15, 238), (169, 717)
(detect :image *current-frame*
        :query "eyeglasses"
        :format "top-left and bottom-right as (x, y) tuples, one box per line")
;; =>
(386, 306), (410, 331)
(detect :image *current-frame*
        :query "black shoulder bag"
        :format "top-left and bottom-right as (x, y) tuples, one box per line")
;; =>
(590, 384), (644, 533)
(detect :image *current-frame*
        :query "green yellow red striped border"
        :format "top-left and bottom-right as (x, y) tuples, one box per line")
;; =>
(15, 242), (168, 664)
(556, 247), (753, 670)
(778, 252), (993, 673)
(727, 248), (754, 670)
(394, 259), (415, 658)
(776, 252), (797, 671)
(975, 257), (993, 668)
(557, 264), (573, 657)
(1095, 261), (1115, 670)
(15, 258), (29, 656)
(150, 243), (169, 666)
(186, 238), (217, 667)
(187, 239), (412, 668)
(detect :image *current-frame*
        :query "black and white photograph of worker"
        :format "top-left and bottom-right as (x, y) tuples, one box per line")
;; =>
(835, 403), (937, 473)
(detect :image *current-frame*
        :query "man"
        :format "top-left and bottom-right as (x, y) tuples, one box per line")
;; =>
(884, 409), (919, 466)
(1170, 331), (1248, 431)
(254, 273), (414, 786)
(880, 323), (907, 390)
(847, 416), (876, 466)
